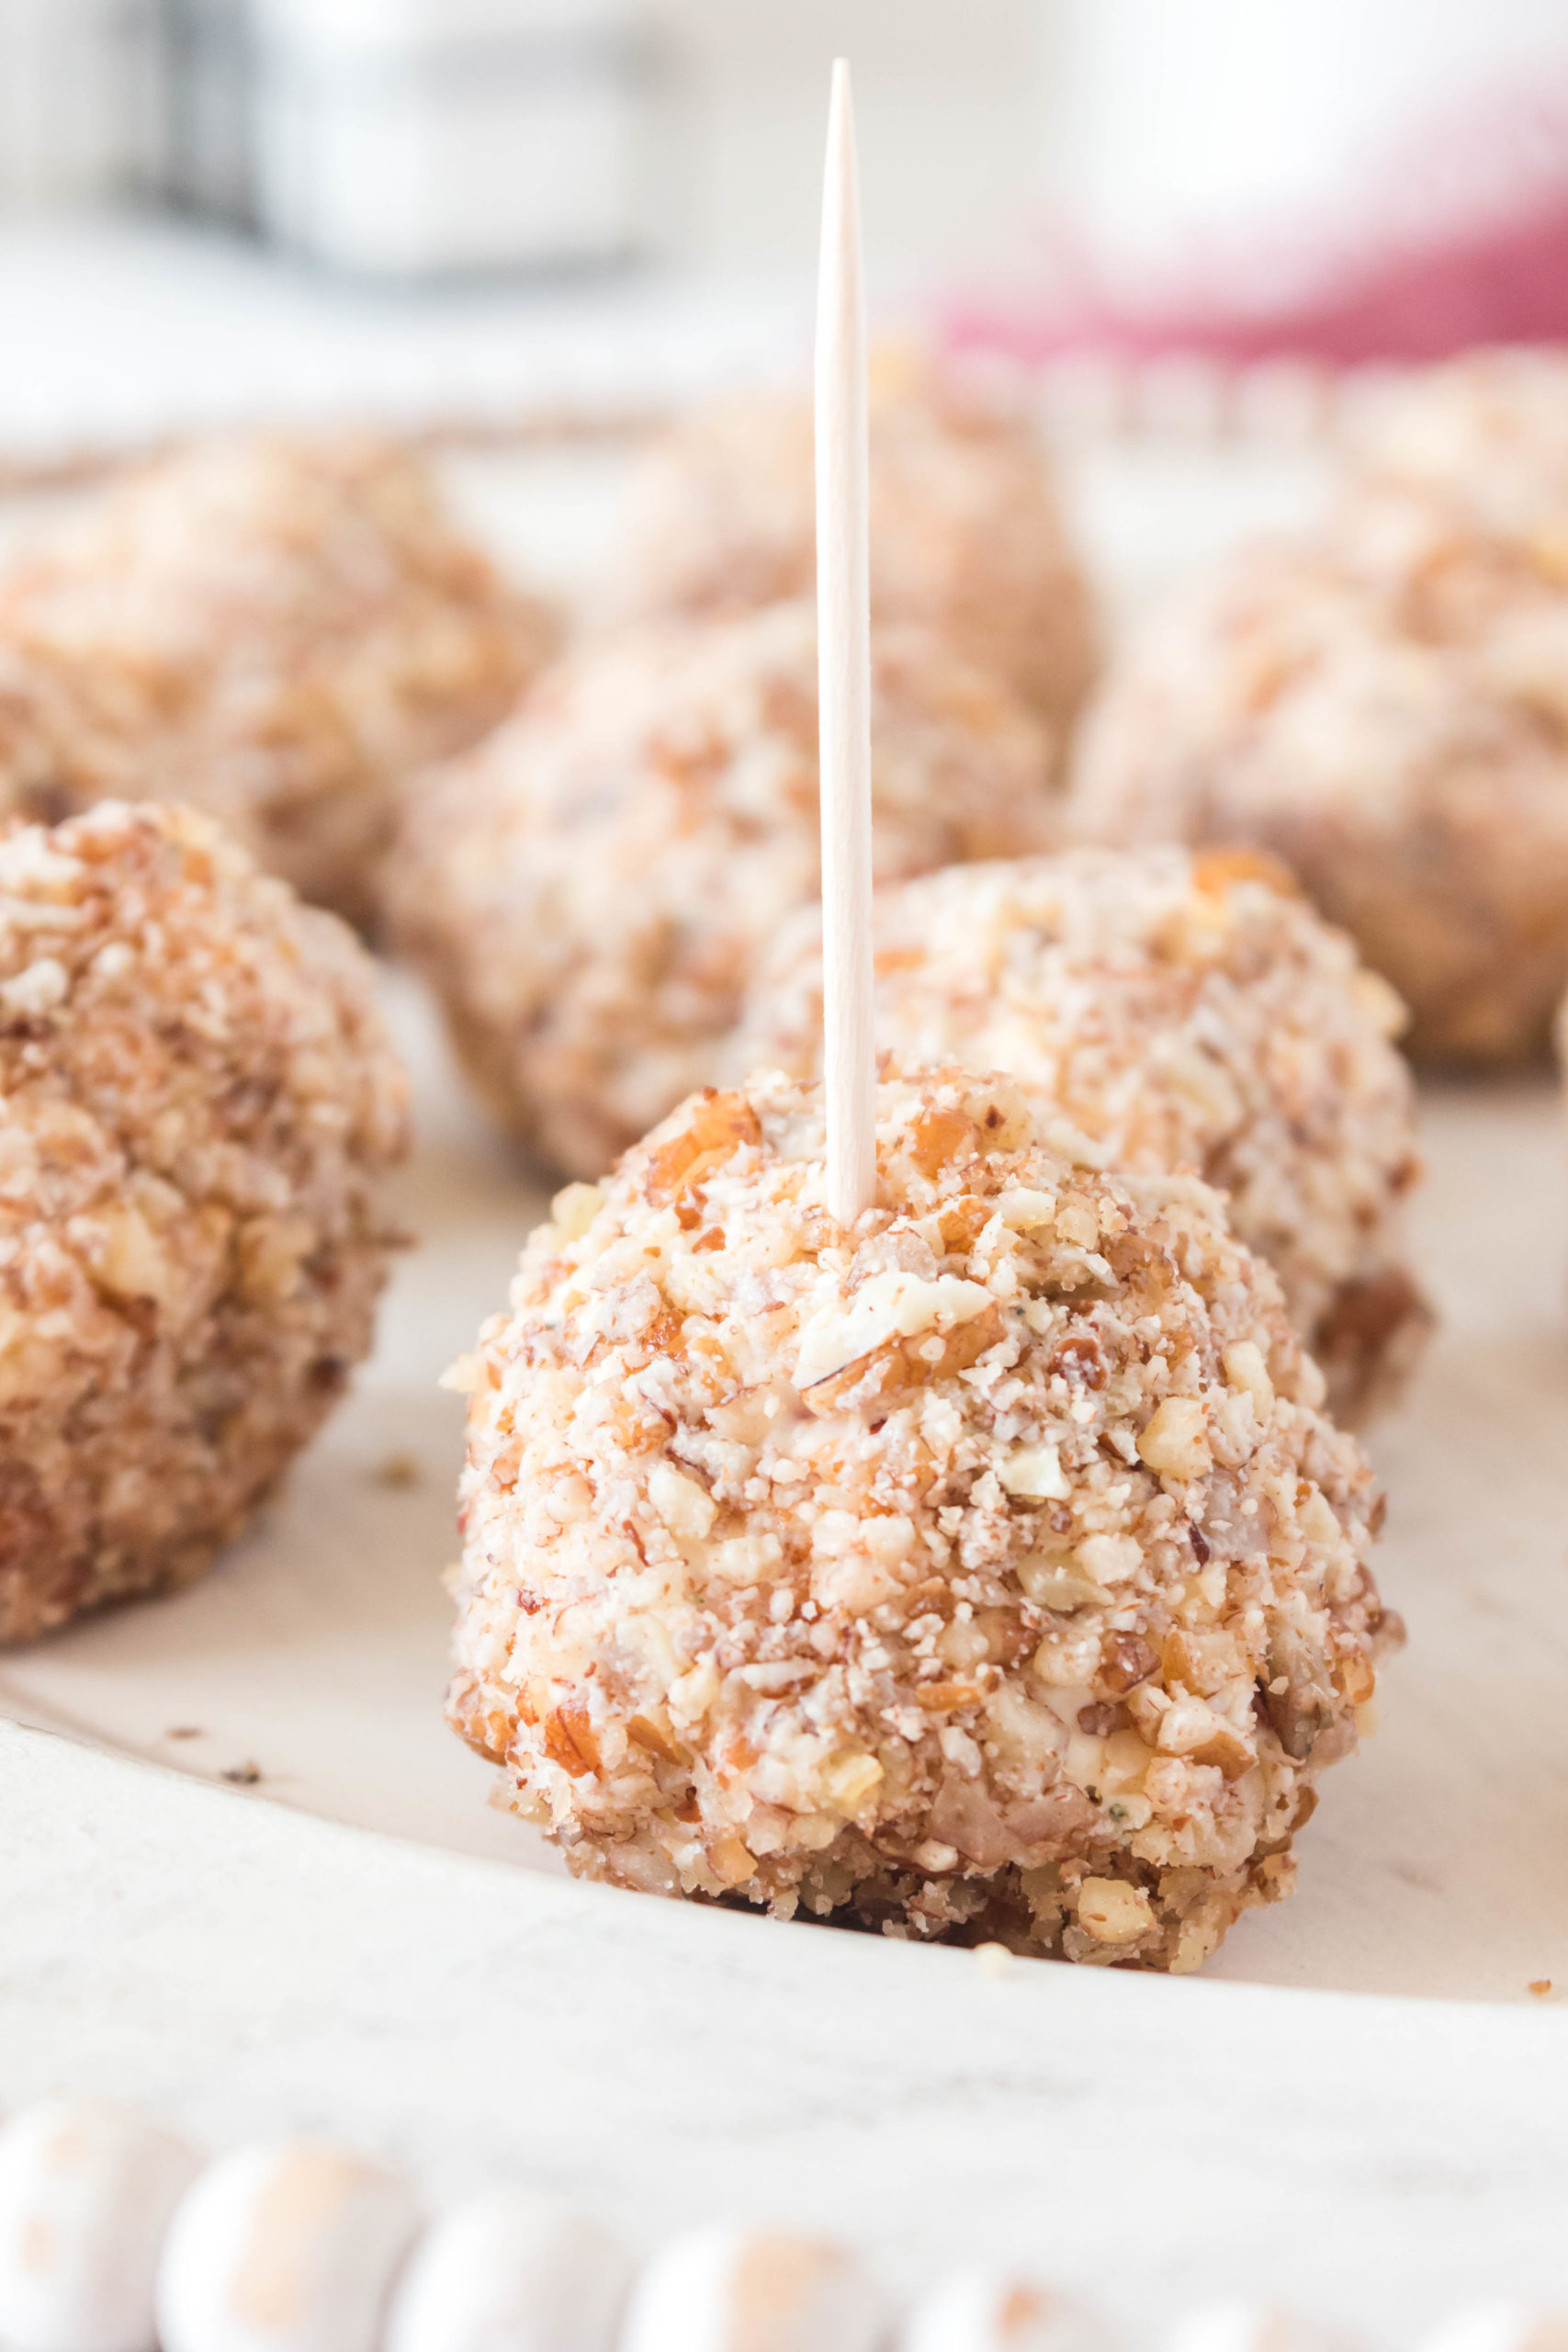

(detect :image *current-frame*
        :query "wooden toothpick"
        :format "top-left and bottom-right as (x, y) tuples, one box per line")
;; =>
(816, 57), (876, 1230)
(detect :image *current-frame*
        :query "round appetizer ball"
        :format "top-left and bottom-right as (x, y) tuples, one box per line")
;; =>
(447, 1065), (1393, 1973)
(1069, 471), (1568, 1066)
(0, 433), (555, 929)
(0, 801), (410, 1645)
(388, 598), (1055, 1179)
(1348, 348), (1568, 537)
(729, 847), (1428, 1425)
(600, 386), (1100, 747)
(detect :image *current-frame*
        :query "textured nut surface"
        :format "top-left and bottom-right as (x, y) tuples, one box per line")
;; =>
(600, 384), (1100, 741)
(1071, 353), (1568, 1066)
(0, 802), (408, 1645)
(448, 1065), (1392, 1973)
(0, 433), (551, 923)
(389, 599), (1055, 1178)
(731, 846), (1429, 1423)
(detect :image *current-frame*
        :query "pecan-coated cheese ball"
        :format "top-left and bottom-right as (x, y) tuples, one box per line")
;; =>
(1349, 349), (1568, 537)
(0, 802), (410, 1645)
(388, 600), (1055, 1179)
(601, 388), (1100, 747)
(0, 434), (554, 929)
(1069, 465), (1568, 1065)
(730, 848), (1428, 1423)
(448, 1067), (1393, 1973)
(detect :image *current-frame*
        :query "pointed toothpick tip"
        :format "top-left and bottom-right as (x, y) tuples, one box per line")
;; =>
(815, 56), (876, 1230)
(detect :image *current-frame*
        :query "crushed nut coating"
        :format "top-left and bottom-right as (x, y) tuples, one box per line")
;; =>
(730, 847), (1428, 1423)
(0, 434), (553, 926)
(389, 599), (1055, 1179)
(0, 801), (409, 1644)
(599, 385), (1100, 745)
(1071, 355), (1568, 1066)
(449, 1066), (1393, 1973)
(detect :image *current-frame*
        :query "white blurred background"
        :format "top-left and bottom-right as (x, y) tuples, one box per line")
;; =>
(1, 0), (1566, 275)
(3, 0), (1568, 460)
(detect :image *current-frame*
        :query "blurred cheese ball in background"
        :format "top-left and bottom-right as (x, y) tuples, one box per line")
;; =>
(0, 434), (555, 930)
(388, 599), (1055, 1178)
(600, 384), (1100, 753)
(1068, 477), (1568, 1065)
(0, 802), (409, 1645)
(1348, 349), (1568, 535)
(730, 847), (1428, 1426)
(447, 1066), (1393, 1974)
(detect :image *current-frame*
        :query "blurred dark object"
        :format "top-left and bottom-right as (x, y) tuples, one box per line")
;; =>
(248, 1), (653, 277)
(153, 0), (656, 273)
(158, 0), (254, 223)
(0, 0), (163, 208)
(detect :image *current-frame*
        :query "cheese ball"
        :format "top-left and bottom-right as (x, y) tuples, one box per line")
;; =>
(447, 1066), (1393, 1973)
(1069, 457), (1568, 1065)
(1349, 348), (1568, 536)
(729, 848), (1428, 1424)
(0, 801), (410, 1645)
(0, 434), (554, 929)
(600, 388), (1100, 748)
(388, 599), (1055, 1178)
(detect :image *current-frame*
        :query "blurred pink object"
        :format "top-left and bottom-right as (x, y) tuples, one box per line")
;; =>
(947, 72), (1568, 369)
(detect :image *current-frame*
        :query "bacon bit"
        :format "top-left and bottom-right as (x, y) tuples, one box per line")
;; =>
(627, 1710), (683, 1761)
(935, 1196), (992, 1252)
(694, 1226), (725, 1251)
(906, 1103), (976, 1176)
(1333, 1648), (1376, 1706)
(643, 1091), (761, 1204)
(1191, 845), (1301, 899)
(447, 1672), (513, 1762)
(543, 1702), (601, 1777)
(1048, 1332), (1107, 1390)
(917, 1679), (984, 1711)
(801, 1302), (1003, 1418)
(1190, 1720), (1255, 1781)
(708, 1831), (758, 1885)
(643, 1305), (685, 1359)
(1100, 1631), (1158, 1694)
